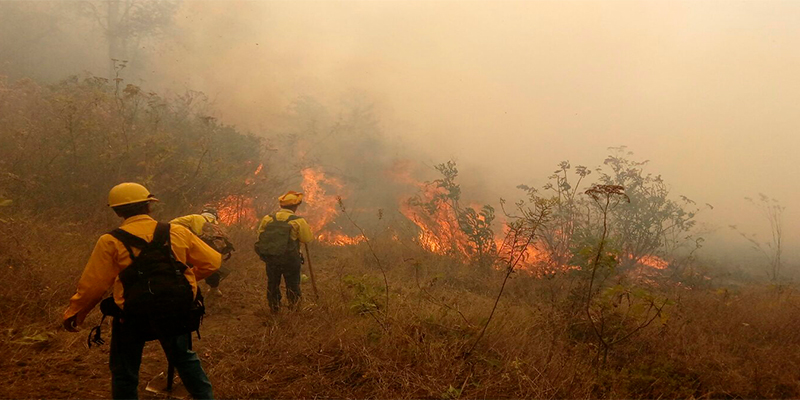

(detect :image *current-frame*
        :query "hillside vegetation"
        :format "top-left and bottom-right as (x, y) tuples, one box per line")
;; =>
(2, 223), (800, 398)
(1, 76), (799, 399)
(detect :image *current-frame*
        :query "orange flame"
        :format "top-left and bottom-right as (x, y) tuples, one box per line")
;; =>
(301, 167), (344, 233)
(245, 163), (264, 185)
(389, 162), (673, 277)
(399, 183), (473, 256)
(215, 160), (677, 272)
(317, 232), (366, 246)
(300, 167), (364, 246)
(217, 163), (263, 225)
(217, 194), (258, 225)
(636, 255), (669, 270)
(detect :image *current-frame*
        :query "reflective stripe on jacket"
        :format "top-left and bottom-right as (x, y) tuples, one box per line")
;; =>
(63, 214), (221, 325)
(256, 209), (313, 244)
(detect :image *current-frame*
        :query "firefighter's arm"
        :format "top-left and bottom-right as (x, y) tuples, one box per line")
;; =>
(184, 227), (222, 280)
(63, 235), (120, 328)
(294, 218), (314, 244)
(170, 214), (204, 236)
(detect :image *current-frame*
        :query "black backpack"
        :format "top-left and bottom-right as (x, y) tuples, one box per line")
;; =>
(254, 214), (300, 259)
(105, 222), (203, 341)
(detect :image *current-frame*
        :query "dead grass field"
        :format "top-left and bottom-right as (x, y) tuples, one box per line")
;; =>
(2, 218), (800, 399)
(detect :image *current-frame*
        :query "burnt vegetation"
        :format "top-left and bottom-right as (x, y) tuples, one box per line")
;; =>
(1, 74), (799, 399)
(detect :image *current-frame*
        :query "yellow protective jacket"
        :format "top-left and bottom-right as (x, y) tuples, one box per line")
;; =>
(170, 214), (212, 236)
(256, 209), (314, 244)
(63, 215), (221, 325)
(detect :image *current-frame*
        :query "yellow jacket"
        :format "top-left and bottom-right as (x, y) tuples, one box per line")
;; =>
(256, 209), (314, 244)
(63, 215), (221, 325)
(170, 214), (212, 236)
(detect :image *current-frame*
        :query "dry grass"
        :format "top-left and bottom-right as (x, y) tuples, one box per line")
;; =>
(2, 218), (800, 399)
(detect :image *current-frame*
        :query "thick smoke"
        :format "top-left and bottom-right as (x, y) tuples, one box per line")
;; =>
(1, 0), (797, 268)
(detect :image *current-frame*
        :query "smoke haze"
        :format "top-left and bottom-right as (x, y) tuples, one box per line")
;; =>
(2, 0), (798, 263)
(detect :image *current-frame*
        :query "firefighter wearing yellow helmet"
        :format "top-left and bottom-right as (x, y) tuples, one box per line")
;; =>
(171, 207), (235, 296)
(63, 182), (219, 399)
(254, 191), (313, 312)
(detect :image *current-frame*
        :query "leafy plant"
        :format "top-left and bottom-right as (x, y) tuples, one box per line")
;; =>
(582, 184), (670, 363)
(0, 75), (273, 220)
(408, 160), (497, 268)
(598, 147), (705, 270)
(341, 274), (385, 315)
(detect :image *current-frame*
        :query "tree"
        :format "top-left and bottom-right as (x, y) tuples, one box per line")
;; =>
(0, 75), (270, 220)
(77, 0), (180, 78)
(578, 184), (671, 363)
(516, 148), (705, 277)
(517, 160), (592, 274)
(597, 147), (704, 271)
(732, 194), (785, 281)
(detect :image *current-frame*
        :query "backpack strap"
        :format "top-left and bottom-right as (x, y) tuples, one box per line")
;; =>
(109, 228), (149, 261)
(154, 222), (186, 272)
(108, 222), (172, 261)
(151, 222), (171, 249)
(270, 214), (300, 223)
(285, 215), (301, 244)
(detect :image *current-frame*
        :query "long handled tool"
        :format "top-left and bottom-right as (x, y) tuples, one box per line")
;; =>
(146, 338), (190, 398)
(303, 243), (319, 300)
(166, 363), (175, 391)
(145, 363), (187, 398)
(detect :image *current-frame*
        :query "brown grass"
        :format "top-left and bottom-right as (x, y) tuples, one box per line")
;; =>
(2, 217), (800, 398)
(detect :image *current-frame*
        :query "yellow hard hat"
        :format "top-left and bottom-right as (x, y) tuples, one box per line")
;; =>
(108, 182), (158, 207)
(278, 191), (303, 207)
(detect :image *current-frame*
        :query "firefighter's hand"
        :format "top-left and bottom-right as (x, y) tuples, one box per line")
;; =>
(63, 316), (79, 332)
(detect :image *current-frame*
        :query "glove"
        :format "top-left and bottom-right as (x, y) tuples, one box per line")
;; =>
(63, 315), (79, 332)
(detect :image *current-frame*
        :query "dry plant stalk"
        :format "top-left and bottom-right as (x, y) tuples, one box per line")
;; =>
(337, 196), (390, 313)
(465, 197), (553, 357)
(584, 184), (668, 363)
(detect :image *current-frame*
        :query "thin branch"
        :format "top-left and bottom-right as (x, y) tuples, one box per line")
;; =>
(414, 262), (474, 327)
(608, 299), (668, 346)
(465, 204), (550, 357)
(338, 197), (390, 312)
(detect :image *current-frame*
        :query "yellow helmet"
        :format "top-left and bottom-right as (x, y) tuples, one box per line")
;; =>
(278, 191), (303, 207)
(108, 183), (159, 207)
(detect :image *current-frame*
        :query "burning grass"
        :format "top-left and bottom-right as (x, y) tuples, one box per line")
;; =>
(2, 219), (800, 398)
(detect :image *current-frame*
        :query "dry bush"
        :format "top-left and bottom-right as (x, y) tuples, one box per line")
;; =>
(0, 75), (277, 219)
(0, 211), (102, 329)
(2, 220), (800, 398)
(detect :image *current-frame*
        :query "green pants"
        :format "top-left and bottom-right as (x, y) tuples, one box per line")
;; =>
(265, 256), (302, 312)
(109, 318), (214, 399)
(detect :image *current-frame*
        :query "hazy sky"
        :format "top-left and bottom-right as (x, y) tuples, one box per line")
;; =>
(3, 0), (797, 261)
(153, 0), (798, 258)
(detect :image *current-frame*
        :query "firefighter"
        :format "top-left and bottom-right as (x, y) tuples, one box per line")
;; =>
(63, 183), (220, 400)
(171, 207), (235, 296)
(254, 191), (313, 312)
